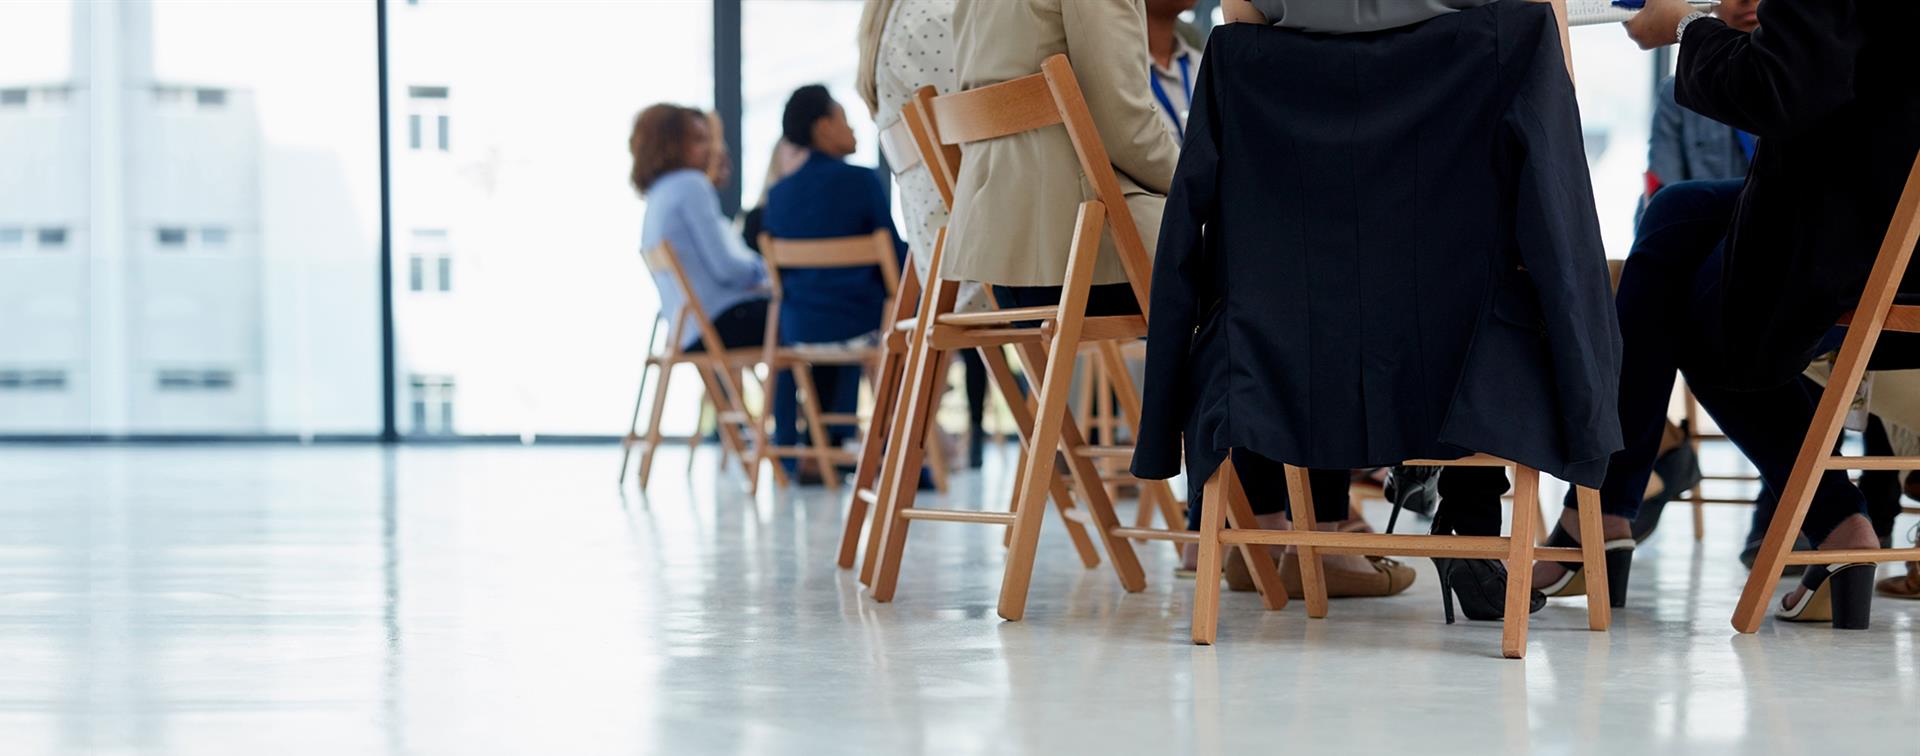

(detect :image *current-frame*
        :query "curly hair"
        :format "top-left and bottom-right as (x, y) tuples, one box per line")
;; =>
(629, 104), (704, 194)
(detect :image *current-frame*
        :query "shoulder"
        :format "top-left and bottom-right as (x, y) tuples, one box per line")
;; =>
(649, 169), (710, 201)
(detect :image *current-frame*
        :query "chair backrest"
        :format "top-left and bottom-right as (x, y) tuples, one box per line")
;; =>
(920, 53), (1155, 318)
(640, 241), (734, 355)
(756, 229), (903, 350)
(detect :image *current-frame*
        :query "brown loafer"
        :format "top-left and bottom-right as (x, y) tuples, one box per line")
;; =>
(1280, 552), (1417, 598)
(1876, 562), (1920, 599)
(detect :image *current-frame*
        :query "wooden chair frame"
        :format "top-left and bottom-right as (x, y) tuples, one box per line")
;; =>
(635, 241), (784, 493)
(846, 91), (1110, 582)
(1190, 455), (1611, 659)
(863, 55), (1192, 621)
(1733, 153), (1920, 633)
(756, 229), (901, 490)
(621, 308), (703, 488)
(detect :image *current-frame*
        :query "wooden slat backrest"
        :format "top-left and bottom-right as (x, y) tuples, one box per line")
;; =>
(922, 54), (1153, 317)
(757, 229), (903, 355)
(929, 73), (1061, 146)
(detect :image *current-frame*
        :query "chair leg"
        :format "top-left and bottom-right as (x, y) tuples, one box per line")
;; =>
(619, 361), (650, 485)
(1502, 466), (1542, 659)
(1192, 458), (1232, 645)
(636, 360), (677, 489)
(840, 351), (903, 569)
(861, 352), (924, 584)
(1282, 465), (1329, 618)
(1220, 462), (1287, 611)
(1684, 387), (1707, 542)
(922, 357), (955, 493)
(1732, 373), (1857, 632)
(868, 321), (953, 601)
(749, 367), (789, 491)
(697, 364), (760, 495)
(999, 334), (1101, 621)
(792, 364), (841, 492)
(1093, 340), (1183, 558)
(1014, 341), (1145, 592)
(1574, 485), (1612, 631)
(982, 344), (1100, 568)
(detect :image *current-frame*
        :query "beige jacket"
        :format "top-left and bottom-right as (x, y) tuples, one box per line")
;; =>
(945, 0), (1182, 287)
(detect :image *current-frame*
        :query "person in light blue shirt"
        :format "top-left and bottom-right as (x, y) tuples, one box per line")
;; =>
(631, 103), (769, 352)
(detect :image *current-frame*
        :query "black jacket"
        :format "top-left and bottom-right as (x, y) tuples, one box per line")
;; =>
(1674, 0), (1920, 388)
(1132, 0), (1622, 489)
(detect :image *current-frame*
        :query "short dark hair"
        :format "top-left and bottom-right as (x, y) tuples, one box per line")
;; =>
(780, 84), (835, 149)
(629, 103), (705, 194)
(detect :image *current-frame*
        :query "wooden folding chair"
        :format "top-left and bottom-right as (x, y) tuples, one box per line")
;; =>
(1733, 152), (1920, 633)
(1190, 455), (1612, 659)
(756, 230), (901, 490)
(865, 56), (1192, 621)
(637, 241), (783, 493)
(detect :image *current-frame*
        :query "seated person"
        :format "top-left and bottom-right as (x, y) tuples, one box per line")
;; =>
(761, 85), (907, 477)
(946, 0), (1181, 312)
(631, 104), (769, 352)
(1540, 0), (1920, 628)
(1137, 0), (1619, 621)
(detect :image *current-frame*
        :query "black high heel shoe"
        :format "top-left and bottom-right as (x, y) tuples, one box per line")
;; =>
(1426, 509), (1545, 623)
(1778, 563), (1875, 629)
(1537, 524), (1635, 608)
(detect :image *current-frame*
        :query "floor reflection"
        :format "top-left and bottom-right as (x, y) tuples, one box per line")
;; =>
(1, 442), (1915, 754)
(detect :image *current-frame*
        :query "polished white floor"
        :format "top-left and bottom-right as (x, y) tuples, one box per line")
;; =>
(5, 443), (1917, 755)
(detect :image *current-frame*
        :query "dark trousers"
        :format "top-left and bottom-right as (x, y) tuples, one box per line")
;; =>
(684, 298), (770, 352)
(960, 349), (988, 436)
(1587, 180), (1866, 543)
(1748, 411), (1905, 548)
(1182, 455), (1513, 536)
(773, 365), (863, 469)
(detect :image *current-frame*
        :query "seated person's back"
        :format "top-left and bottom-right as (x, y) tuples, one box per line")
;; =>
(762, 85), (903, 345)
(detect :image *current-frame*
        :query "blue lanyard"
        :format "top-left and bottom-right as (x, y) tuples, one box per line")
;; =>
(1735, 130), (1757, 160)
(1150, 53), (1192, 139)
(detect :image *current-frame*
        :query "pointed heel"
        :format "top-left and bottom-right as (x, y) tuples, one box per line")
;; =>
(1830, 564), (1874, 630)
(1435, 558), (1458, 625)
(1604, 547), (1634, 608)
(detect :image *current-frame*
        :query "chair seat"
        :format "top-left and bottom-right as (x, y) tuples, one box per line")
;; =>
(936, 306), (1057, 327)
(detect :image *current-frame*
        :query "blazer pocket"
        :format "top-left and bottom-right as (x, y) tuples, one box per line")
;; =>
(1489, 270), (1548, 337)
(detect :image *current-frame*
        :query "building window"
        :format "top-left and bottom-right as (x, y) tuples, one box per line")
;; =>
(201, 227), (230, 248)
(407, 86), (450, 152)
(156, 368), (237, 392)
(156, 227), (189, 248)
(37, 227), (67, 249)
(0, 228), (22, 251)
(0, 369), (66, 391)
(409, 375), (456, 434)
(0, 89), (26, 108)
(409, 229), (452, 293)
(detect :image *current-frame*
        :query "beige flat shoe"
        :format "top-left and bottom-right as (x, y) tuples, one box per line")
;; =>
(1279, 552), (1416, 598)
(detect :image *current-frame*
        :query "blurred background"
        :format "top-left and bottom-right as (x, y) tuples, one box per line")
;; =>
(0, 0), (1665, 444)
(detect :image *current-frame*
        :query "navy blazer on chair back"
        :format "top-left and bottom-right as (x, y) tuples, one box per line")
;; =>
(1132, 0), (1623, 489)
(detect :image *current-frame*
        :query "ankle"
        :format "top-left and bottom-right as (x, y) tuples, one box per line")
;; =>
(1559, 510), (1633, 541)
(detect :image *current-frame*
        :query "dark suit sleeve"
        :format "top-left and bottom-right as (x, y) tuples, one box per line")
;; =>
(1506, 21), (1625, 473)
(1675, 0), (1861, 139)
(1133, 37), (1221, 481)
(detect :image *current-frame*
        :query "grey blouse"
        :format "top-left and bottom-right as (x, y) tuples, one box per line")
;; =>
(1251, 0), (1500, 33)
